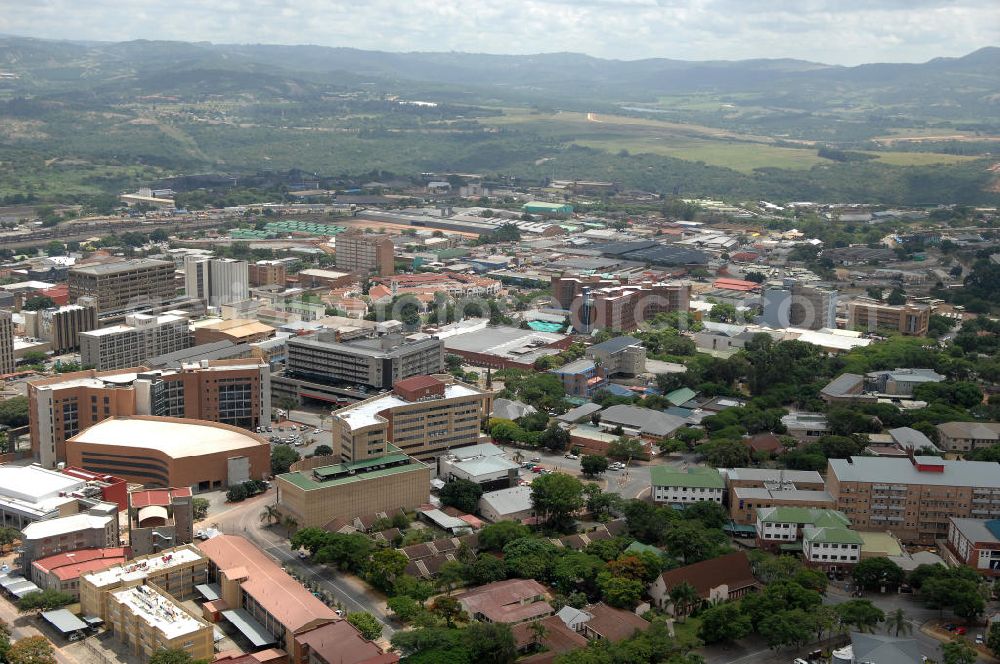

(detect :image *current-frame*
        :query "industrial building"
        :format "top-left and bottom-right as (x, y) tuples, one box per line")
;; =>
(286, 332), (444, 389)
(335, 232), (395, 277)
(29, 361), (271, 469)
(277, 447), (430, 529)
(828, 456), (1000, 544)
(331, 375), (492, 463)
(68, 259), (177, 317)
(0, 464), (115, 529)
(65, 416), (271, 491)
(79, 312), (191, 371)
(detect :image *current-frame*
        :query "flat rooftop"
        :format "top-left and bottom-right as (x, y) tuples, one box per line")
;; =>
(85, 545), (205, 587)
(334, 383), (482, 430)
(111, 584), (205, 639)
(68, 416), (267, 458)
(829, 456), (1000, 488)
(279, 449), (427, 491)
(0, 464), (85, 503)
(70, 259), (172, 275)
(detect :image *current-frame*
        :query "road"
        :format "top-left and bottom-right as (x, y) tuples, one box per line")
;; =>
(204, 485), (396, 639)
(0, 592), (81, 664)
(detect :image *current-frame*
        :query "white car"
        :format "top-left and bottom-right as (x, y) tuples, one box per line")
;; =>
(313, 429), (322, 434)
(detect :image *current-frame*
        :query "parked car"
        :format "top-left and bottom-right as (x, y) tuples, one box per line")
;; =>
(975, 634), (984, 645)
(530, 457), (541, 462)
(532, 466), (544, 473)
(956, 627), (967, 636)
(564, 453), (579, 460)
(313, 428), (322, 434)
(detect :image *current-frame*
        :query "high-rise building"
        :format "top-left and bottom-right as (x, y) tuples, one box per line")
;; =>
(79, 313), (191, 370)
(847, 298), (930, 336)
(286, 332), (443, 389)
(28, 360), (271, 468)
(184, 256), (249, 307)
(335, 233), (395, 276)
(248, 260), (287, 287)
(585, 282), (690, 332)
(68, 259), (176, 317)
(761, 279), (837, 330)
(331, 375), (492, 463)
(0, 310), (14, 375)
(22, 297), (99, 354)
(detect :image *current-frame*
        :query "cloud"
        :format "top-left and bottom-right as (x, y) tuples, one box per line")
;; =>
(0, 0), (995, 64)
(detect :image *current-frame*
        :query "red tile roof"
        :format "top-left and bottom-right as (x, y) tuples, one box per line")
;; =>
(712, 278), (759, 292)
(32, 547), (129, 581)
(657, 551), (757, 599)
(511, 615), (588, 653)
(296, 621), (398, 664)
(582, 603), (649, 642)
(130, 487), (192, 508)
(393, 375), (444, 392)
(455, 579), (553, 624)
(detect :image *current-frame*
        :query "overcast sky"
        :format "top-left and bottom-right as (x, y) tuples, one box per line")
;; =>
(0, 0), (996, 65)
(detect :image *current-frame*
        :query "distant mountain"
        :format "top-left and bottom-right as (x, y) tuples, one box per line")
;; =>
(0, 35), (996, 111)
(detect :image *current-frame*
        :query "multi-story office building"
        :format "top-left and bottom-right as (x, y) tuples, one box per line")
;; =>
(585, 335), (646, 375)
(937, 422), (1000, 453)
(331, 375), (492, 463)
(22, 298), (99, 354)
(286, 332), (444, 389)
(335, 233), (395, 277)
(0, 309), (14, 375)
(550, 275), (623, 310)
(761, 279), (837, 330)
(827, 456), (1000, 544)
(80, 312), (191, 370)
(184, 256), (249, 307)
(847, 298), (930, 336)
(80, 543), (210, 621)
(68, 259), (177, 317)
(725, 468), (832, 525)
(128, 488), (194, 557)
(944, 517), (1000, 577)
(105, 583), (214, 662)
(580, 282), (690, 332)
(18, 502), (119, 573)
(277, 447), (430, 529)
(29, 360), (271, 468)
(248, 260), (287, 287)
(650, 466), (724, 506)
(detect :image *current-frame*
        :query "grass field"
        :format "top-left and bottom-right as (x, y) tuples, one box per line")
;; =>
(864, 151), (980, 166)
(573, 138), (825, 172)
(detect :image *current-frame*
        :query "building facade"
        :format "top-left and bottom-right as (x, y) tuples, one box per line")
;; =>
(80, 313), (191, 371)
(68, 259), (177, 317)
(22, 299), (99, 354)
(936, 422), (1000, 452)
(29, 361), (271, 468)
(105, 583), (214, 662)
(944, 518), (1000, 577)
(128, 488), (194, 557)
(248, 261), (287, 288)
(0, 310), (13, 375)
(847, 299), (930, 336)
(287, 333), (444, 389)
(761, 280), (837, 330)
(18, 503), (120, 573)
(184, 256), (249, 307)
(335, 233), (395, 277)
(650, 466), (724, 506)
(31, 547), (129, 600)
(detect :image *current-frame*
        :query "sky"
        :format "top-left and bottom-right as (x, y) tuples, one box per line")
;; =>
(0, 0), (997, 65)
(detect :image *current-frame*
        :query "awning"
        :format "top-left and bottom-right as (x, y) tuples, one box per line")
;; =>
(9, 580), (41, 597)
(42, 609), (88, 634)
(221, 609), (277, 647)
(779, 543), (802, 552)
(0, 575), (27, 589)
(195, 583), (222, 602)
(82, 616), (104, 626)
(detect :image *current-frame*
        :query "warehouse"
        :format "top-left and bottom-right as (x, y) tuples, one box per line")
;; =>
(65, 417), (271, 491)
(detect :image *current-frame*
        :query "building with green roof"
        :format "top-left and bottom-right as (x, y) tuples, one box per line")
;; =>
(276, 445), (430, 528)
(650, 466), (724, 506)
(522, 201), (573, 215)
(803, 526), (863, 570)
(756, 506), (854, 553)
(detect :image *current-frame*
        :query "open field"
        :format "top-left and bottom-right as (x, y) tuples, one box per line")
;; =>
(573, 138), (825, 172)
(864, 151), (981, 166)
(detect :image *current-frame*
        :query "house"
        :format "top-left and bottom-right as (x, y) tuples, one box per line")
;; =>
(492, 398), (537, 421)
(478, 486), (535, 523)
(780, 412), (829, 442)
(648, 551), (757, 614)
(577, 603), (650, 642)
(886, 427), (939, 453)
(742, 433), (784, 457)
(455, 578), (553, 624)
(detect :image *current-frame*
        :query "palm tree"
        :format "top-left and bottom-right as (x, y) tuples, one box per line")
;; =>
(260, 504), (280, 527)
(282, 515), (299, 537)
(528, 620), (548, 651)
(885, 608), (912, 637)
(669, 582), (700, 622)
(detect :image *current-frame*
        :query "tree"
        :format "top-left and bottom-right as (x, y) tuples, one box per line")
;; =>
(540, 424), (570, 452)
(479, 521), (530, 551)
(0, 527), (20, 553)
(884, 608), (912, 638)
(440, 479), (484, 514)
(886, 287), (907, 306)
(581, 455), (609, 478)
(17, 589), (74, 613)
(271, 445), (301, 474)
(986, 622), (1000, 658)
(606, 436), (645, 460)
(21, 351), (47, 366)
(941, 638), (977, 664)
(387, 595), (423, 623)
(312, 444), (333, 457)
(700, 439), (750, 467)
(436, 560), (467, 594)
(469, 554), (508, 585)
(836, 599), (884, 633)
(663, 521), (722, 564)
(758, 609), (814, 649)
(597, 572), (644, 609)
(530, 473), (585, 526)
(22, 296), (55, 311)
(464, 622), (518, 664)
(853, 557), (905, 591)
(698, 602), (752, 643)
(260, 503), (281, 526)
(347, 612), (383, 641)
(0, 396), (30, 427)
(148, 650), (210, 664)
(431, 596), (467, 627)
(282, 515), (299, 537)
(528, 619), (548, 650)
(6, 636), (56, 664)
(682, 501), (728, 530)
(367, 548), (409, 593)
(192, 498), (209, 521)
(668, 581), (700, 620)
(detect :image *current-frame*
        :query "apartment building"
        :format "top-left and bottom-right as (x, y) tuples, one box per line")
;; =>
(551, 275), (622, 310)
(761, 279), (837, 330)
(331, 375), (492, 463)
(29, 361), (270, 468)
(944, 518), (1000, 577)
(335, 233), (395, 277)
(68, 259), (177, 317)
(31, 547), (129, 600)
(585, 282), (690, 332)
(184, 256), (249, 307)
(80, 544), (210, 621)
(106, 583), (214, 662)
(128, 488), (194, 557)
(286, 332), (444, 389)
(248, 260), (287, 287)
(650, 466), (724, 506)
(827, 456), (1000, 544)
(729, 486), (836, 525)
(22, 299), (99, 354)
(0, 309), (13, 375)
(847, 298), (931, 336)
(277, 447), (430, 529)
(937, 422), (1000, 453)
(585, 335), (646, 375)
(79, 313), (191, 371)
(755, 506), (853, 554)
